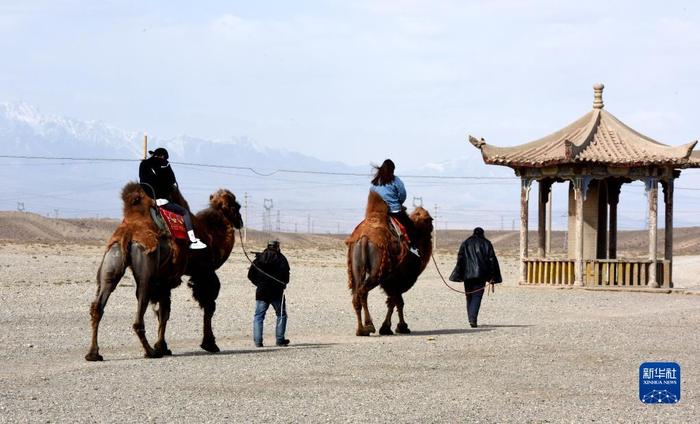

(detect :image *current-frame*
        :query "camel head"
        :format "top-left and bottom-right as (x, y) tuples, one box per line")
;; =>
(410, 207), (433, 234)
(209, 189), (243, 229)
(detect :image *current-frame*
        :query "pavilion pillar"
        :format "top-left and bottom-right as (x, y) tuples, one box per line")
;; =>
(646, 177), (659, 288)
(537, 180), (551, 258)
(574, 178), (584, 286)
(520, 178), (531, 284)
(607, 180), (622, 259)
(662, 177), (675, 288)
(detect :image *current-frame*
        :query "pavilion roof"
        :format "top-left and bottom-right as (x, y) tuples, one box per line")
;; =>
(470, 84), (698, 168)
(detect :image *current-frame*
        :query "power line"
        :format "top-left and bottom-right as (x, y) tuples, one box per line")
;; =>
(0, 154), (517, 180)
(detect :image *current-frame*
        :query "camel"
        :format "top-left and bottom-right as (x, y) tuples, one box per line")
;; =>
(346, 191), (433, 336)
(85, 182), (243, 361)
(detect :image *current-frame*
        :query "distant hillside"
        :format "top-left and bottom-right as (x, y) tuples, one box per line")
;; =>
(3, 211), (700, 256)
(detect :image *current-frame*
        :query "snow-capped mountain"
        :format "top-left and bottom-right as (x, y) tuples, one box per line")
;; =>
(4, 101), (693, 232)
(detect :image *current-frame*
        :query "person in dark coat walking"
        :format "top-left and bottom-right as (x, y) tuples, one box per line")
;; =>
(248, 240), (290, 347)
(449, 227), (502, 328)
(138, 147), (206, 249)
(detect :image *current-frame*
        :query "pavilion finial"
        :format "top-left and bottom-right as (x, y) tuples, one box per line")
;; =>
(592, 83), (605, 109)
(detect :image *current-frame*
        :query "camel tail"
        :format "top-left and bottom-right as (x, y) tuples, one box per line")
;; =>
(347, 236), (369, 290)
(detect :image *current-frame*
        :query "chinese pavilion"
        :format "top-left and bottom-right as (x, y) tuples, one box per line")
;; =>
(469, 84), (699, 288)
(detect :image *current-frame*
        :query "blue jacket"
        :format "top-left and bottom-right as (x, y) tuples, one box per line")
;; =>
(370, 177), (407, 213)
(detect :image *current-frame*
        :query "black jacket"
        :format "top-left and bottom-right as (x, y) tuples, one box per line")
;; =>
(449, 234), (502, 284)
(139, 156), (177, 200)
(247, 248), (290, 302)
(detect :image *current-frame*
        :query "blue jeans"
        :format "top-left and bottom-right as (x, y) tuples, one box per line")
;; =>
(253, 298), (287, 345)
(464, 279), (485, 325)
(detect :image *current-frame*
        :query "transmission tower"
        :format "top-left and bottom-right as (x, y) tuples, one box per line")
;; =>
(263, 198), (274, 232)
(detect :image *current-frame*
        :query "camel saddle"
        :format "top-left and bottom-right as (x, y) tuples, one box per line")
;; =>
(151, 207), (188, 241)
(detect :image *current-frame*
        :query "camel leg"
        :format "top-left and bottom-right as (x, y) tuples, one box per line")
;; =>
(361, 290), (376, 334)
(353, 290), (370, 337)
(395, 294), (411, 334)
(379, 296), (396, 335)
(129, 244), (161, 359)
(153, 290), (172, 356)
(85, 244), (126, 361)
(189, 271), (221, 353)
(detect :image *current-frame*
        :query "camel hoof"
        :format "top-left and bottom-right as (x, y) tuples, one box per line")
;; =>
(356, 328), (371, 337)
(364, 323), (376, 334)
(154, 342), (172, 356)
(144, 349), (163, 359)
(85, 352), (103, 362)
(200, 341), (220, 353)
(379, 325), (394, 336)
(395, 323), (411, 334)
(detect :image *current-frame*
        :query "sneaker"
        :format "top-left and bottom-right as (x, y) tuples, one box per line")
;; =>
(469, 322), (477, 328)
(276, 339), (290, 347)
(255, 342), (264, 348)
(409, 247), (420, 257)
(189, 239), (207, 250)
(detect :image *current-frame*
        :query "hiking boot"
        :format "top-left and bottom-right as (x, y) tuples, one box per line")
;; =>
(189, 239), (207, 250)
(276, 339), (290, 347)
(409, 247), (420, 257)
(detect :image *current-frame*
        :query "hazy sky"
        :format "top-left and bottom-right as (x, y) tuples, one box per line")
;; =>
(1, 0), (699, 168)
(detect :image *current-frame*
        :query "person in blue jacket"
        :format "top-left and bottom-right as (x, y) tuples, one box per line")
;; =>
(370, 159), (419, 257)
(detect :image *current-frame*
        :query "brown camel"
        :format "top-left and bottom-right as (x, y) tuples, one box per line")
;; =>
(346, 191), (433, 336)
(85, 182), (243, 361)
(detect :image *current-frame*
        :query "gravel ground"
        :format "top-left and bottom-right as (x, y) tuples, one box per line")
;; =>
(0, 243), (698, 423)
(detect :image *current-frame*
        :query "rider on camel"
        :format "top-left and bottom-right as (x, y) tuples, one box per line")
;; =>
(370, 159), (420, 257)
(139, 147), (207, 249)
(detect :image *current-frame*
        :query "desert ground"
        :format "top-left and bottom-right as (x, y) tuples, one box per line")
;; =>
(0, 214), (699, 422)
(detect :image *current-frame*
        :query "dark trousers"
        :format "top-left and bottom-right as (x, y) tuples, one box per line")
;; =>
(389, 210), (417, 246)
(463, 278), (486, 325)
(161, 202), (193, 232)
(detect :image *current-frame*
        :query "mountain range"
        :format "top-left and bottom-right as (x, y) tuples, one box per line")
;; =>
(2, 101), (697, 233)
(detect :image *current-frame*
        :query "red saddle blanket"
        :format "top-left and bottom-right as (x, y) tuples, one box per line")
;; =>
(389, 216), (408, 242)
(158, 207), (188, 240)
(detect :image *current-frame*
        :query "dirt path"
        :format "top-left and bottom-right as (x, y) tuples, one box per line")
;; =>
(0, 244), (698, 422)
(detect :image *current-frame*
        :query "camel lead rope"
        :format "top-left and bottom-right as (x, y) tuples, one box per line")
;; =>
(431, 252), (492, 296)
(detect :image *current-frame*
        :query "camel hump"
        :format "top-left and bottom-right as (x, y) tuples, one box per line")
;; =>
(104, 182), (160, 255)
(366, 190), (388, 218)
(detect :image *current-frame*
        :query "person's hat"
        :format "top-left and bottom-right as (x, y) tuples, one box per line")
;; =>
(148, 147), (169, 159)
(267, 240), (280, 249)
(473, 227), (485, 236)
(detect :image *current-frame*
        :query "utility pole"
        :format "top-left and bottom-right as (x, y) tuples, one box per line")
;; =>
(54, 209), (59, 219)
(307, 214), (311, 234)
(500, 215), (504, 231)
(434, 203), (438, 250)
(143, 133), (148, 159)
(294, 222), (298, 233)
(412, 197), (423, 208)
(243, 192), (248, 242)
(337, 222), (340, 234)
(276, 210), (281, 232)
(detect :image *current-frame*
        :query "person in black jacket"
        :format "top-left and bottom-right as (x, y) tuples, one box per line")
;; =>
(248, 240), (290, 347)
(138, 147), (206, 249)
(449, 227), (502, 328)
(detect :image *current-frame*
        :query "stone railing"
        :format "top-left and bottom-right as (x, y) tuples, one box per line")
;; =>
(583, 259), (671, 288)
(524, 259), (576, 285)
(523, 258), (672, 288)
